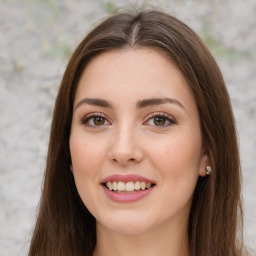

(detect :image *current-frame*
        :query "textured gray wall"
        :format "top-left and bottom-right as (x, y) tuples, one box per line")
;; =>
(0, 0), (255, 255)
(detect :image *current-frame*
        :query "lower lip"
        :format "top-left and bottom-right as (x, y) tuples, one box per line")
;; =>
(102, 185), (155, 203)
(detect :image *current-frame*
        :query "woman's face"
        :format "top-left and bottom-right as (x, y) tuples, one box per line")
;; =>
(70, 48), (209, 235)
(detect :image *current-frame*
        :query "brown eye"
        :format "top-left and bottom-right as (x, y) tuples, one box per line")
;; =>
(93, 116), (105, 126)
(81, 114), (110, 127)
(153, 116), (166, 126)
(144, 113), (176, 128)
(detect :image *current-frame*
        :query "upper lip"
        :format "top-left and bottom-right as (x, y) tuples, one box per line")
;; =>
(101, 174), (156, 184)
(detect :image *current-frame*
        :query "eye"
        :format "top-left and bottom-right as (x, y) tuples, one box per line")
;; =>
(81, 113), (111, 127)
(144, 112), (176, 127)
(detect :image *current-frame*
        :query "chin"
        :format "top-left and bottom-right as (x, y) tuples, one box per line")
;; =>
(107, 222), (152, 236)
(97, 211), (155, 236)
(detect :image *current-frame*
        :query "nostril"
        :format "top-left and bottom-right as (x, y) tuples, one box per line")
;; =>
(112, 157), (136, 163)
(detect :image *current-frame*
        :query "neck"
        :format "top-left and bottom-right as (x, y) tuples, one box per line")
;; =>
(93, 219), (190, 256)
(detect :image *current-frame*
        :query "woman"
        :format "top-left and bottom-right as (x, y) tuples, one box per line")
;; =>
(29, 9), (247, 256)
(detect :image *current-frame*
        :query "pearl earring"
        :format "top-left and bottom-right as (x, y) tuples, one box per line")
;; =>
(205, 166), (212, 175)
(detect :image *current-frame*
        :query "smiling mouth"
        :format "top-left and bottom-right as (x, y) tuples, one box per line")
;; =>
(103, 181), (155, 193)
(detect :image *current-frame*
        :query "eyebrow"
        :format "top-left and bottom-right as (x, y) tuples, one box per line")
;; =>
(136, 97), (185, 110)
(75, 98), (112, 109)
(75, 97), (185, 110)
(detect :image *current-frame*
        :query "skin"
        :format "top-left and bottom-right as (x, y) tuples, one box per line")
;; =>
(69, 48), (209, 256)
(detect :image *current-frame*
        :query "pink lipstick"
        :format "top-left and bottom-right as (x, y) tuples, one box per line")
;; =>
(101, 174), (156, 203)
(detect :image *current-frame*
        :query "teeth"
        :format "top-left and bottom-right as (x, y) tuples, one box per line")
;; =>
(113, 181), (118, 191)
(126, 181), (134, 192)
(141, 181), (146, 190)
(106, 181), (113, 190)
(134, 181), (140, 190)
(105, 181), (153, 192)
(117, 181), (125, 191)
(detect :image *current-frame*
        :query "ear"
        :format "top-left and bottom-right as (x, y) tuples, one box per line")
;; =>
(198, 149), (211, 177)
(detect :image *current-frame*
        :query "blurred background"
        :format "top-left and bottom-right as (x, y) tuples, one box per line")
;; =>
(0, 0), (255, 255)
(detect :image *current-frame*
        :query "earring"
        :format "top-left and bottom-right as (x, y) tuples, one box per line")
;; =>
(205, 166), (212, 175)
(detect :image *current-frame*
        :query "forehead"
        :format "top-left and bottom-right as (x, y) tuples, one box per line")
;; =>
(75, 48), (195, 109)
(81, 47), (184, 81)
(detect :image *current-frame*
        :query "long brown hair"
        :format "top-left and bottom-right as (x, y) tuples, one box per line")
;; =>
(29, 9), (246, 256)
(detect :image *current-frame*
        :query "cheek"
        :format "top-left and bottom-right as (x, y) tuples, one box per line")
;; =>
(69, 135), (106, 207)
(149, 135), (202, 179)
(70, 134), (107, 173)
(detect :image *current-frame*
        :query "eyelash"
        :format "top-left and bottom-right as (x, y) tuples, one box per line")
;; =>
(81, 113), (111, 127)
(144, 112), (176, 127)
(81, 112), (176, 128)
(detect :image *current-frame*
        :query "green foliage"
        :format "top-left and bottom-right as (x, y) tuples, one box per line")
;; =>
(203, 21), (239, 61)
(103, 1), (117, 14)
(41, 35), (72, 60)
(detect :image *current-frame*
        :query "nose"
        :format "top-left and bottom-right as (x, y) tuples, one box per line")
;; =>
(107, 125), (144, 166)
